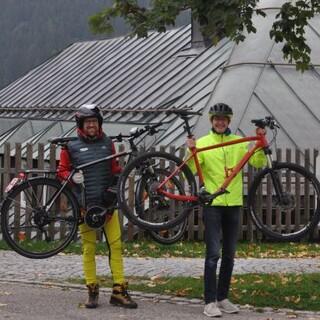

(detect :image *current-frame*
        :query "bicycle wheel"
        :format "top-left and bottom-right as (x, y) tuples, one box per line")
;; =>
(135, 166), (187, 244)
(1, 177), (79, 259)
(248, 162), (320, 241)
(149, 219), (187, 245)
(118, 151), (197, 231)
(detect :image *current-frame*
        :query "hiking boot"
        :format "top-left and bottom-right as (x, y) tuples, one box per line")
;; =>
(110, 282), (138, 309)
(85, 283), (99, 308)
(203, 302), (222, 317)
(217, 299), (239, 314)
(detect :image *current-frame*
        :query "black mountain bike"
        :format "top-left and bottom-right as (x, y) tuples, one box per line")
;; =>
(0, 122), (185, 259)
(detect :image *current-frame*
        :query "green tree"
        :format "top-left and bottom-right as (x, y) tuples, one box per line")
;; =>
(89, 0), (320, 71)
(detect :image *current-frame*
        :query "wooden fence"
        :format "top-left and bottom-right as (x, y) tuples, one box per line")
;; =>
(0, 142), (319, 242)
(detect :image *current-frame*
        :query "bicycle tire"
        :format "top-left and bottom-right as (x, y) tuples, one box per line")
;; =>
(134, 166), (188, 244)
(248, 162), (320, 241)
(1, 177), (79, 259)
(149, 219), (187, 245)
(118, 151), (197, 231)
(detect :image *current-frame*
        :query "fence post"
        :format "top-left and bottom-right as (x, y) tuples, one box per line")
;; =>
(3, 143), (11, 188)
(312, 149), (319, 239)
(15, 143), (22, 174)
(38, 143), (44, 170)
(285, 149), (292, 234)
(49, 144), (56, 172)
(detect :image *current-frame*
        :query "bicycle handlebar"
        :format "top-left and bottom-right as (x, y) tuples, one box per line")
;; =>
(251, 116), (280, 130)
(49, 122), (163, 146)
(111, 122), (163, 143)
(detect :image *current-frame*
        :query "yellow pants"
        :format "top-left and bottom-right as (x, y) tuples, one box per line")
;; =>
(79, 210), (124, 285)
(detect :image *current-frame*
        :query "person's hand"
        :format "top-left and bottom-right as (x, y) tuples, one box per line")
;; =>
(186, 137), (196, 149)
(72, 170), (84, 184)
(256, 128), (266, 136)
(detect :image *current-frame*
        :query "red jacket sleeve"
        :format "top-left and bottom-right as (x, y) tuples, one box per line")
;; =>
(111, 142), (122, 174)
(57, 147), (72, 181)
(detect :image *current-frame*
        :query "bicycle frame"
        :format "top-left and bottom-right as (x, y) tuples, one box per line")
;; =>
(157, 129), (270, 202)
(41, 123), (164, 211)
(44, 150), (131, 212)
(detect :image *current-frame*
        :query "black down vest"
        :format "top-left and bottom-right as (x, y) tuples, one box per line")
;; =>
(67, 134), (113, 206)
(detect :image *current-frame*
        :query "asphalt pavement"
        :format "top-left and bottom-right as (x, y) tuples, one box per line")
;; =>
(1, 250), (320, 319)
(0, 282), (320, 320)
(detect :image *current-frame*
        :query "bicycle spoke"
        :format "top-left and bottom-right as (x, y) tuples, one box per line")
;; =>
(248, 163), (320, 241)
(118, 152), (196, 231)
(1, 177), (79, 259)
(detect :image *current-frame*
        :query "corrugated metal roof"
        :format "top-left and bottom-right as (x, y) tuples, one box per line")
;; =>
(0, 24), (233, 150)
(0, 26), (193, 112)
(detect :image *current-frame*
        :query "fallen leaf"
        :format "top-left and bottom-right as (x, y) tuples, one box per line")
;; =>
(150, 274), (162, 281)
(147, 282), (156, 287)
(175, 288), (192, 297)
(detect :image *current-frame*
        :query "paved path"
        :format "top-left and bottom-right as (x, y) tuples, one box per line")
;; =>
(1, 282), (320, 320)
(1, 250), (320, 319)
(1, 251), (320, 282)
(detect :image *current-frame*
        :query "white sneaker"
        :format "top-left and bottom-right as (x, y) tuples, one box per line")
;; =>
(217, 299), (239, 314)
(203, 302), (222, 317)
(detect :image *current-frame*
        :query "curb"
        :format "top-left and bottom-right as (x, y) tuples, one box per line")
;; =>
(1, 278), (320, 318)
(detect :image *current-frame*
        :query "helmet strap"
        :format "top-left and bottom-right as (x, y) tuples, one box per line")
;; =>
(211, 127), (231, 136)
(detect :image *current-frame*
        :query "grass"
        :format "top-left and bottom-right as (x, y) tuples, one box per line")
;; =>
(1, 239), (320, 258)
(67, 273), (320, 311)
(2, 238), (320, 311)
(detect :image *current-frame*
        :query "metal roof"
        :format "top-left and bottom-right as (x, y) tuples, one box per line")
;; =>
(0, 0), (319, 154)
(0, 24), (233, 151)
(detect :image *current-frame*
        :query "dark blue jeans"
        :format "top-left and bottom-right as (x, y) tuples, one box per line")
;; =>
(203, 206), (240, 304)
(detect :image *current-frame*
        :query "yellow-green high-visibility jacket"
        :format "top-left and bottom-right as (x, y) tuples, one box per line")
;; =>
(187, 130), (267, 206)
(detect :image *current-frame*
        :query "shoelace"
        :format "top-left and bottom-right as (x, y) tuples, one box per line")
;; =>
(122, 288), (130, 298)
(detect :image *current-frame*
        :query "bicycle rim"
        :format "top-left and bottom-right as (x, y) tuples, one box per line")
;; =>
(118, 151), (197, 231)
(248, 162), (320, 241)
(136, 167), (187, 244)
(149, 219), (187, 245)
(1, 177), (79, 259)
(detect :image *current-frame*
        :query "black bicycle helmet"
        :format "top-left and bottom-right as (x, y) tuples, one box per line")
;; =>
(209, 103), (233, 120)
(75, 104), (103, 129)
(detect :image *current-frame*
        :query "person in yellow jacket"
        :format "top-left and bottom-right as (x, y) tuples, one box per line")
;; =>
(58, 104), (137, 309)
(186, 103), (266, 317)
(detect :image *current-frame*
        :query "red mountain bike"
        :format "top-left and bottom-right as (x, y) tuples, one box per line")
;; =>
(118, 109), (320, 241)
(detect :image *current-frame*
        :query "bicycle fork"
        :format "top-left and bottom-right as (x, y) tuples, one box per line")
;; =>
(265, 153), (287, 206)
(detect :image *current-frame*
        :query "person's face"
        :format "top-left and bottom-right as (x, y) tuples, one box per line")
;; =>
(211, 115), (230, 134)
(83, 117), (99, 137)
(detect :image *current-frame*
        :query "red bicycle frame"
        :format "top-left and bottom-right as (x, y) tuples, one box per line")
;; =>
(157, 128), (269, 202)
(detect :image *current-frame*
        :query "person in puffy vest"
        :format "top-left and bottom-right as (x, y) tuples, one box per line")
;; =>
(186, 103), (267, 317)
(57, 104), (137, 309)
